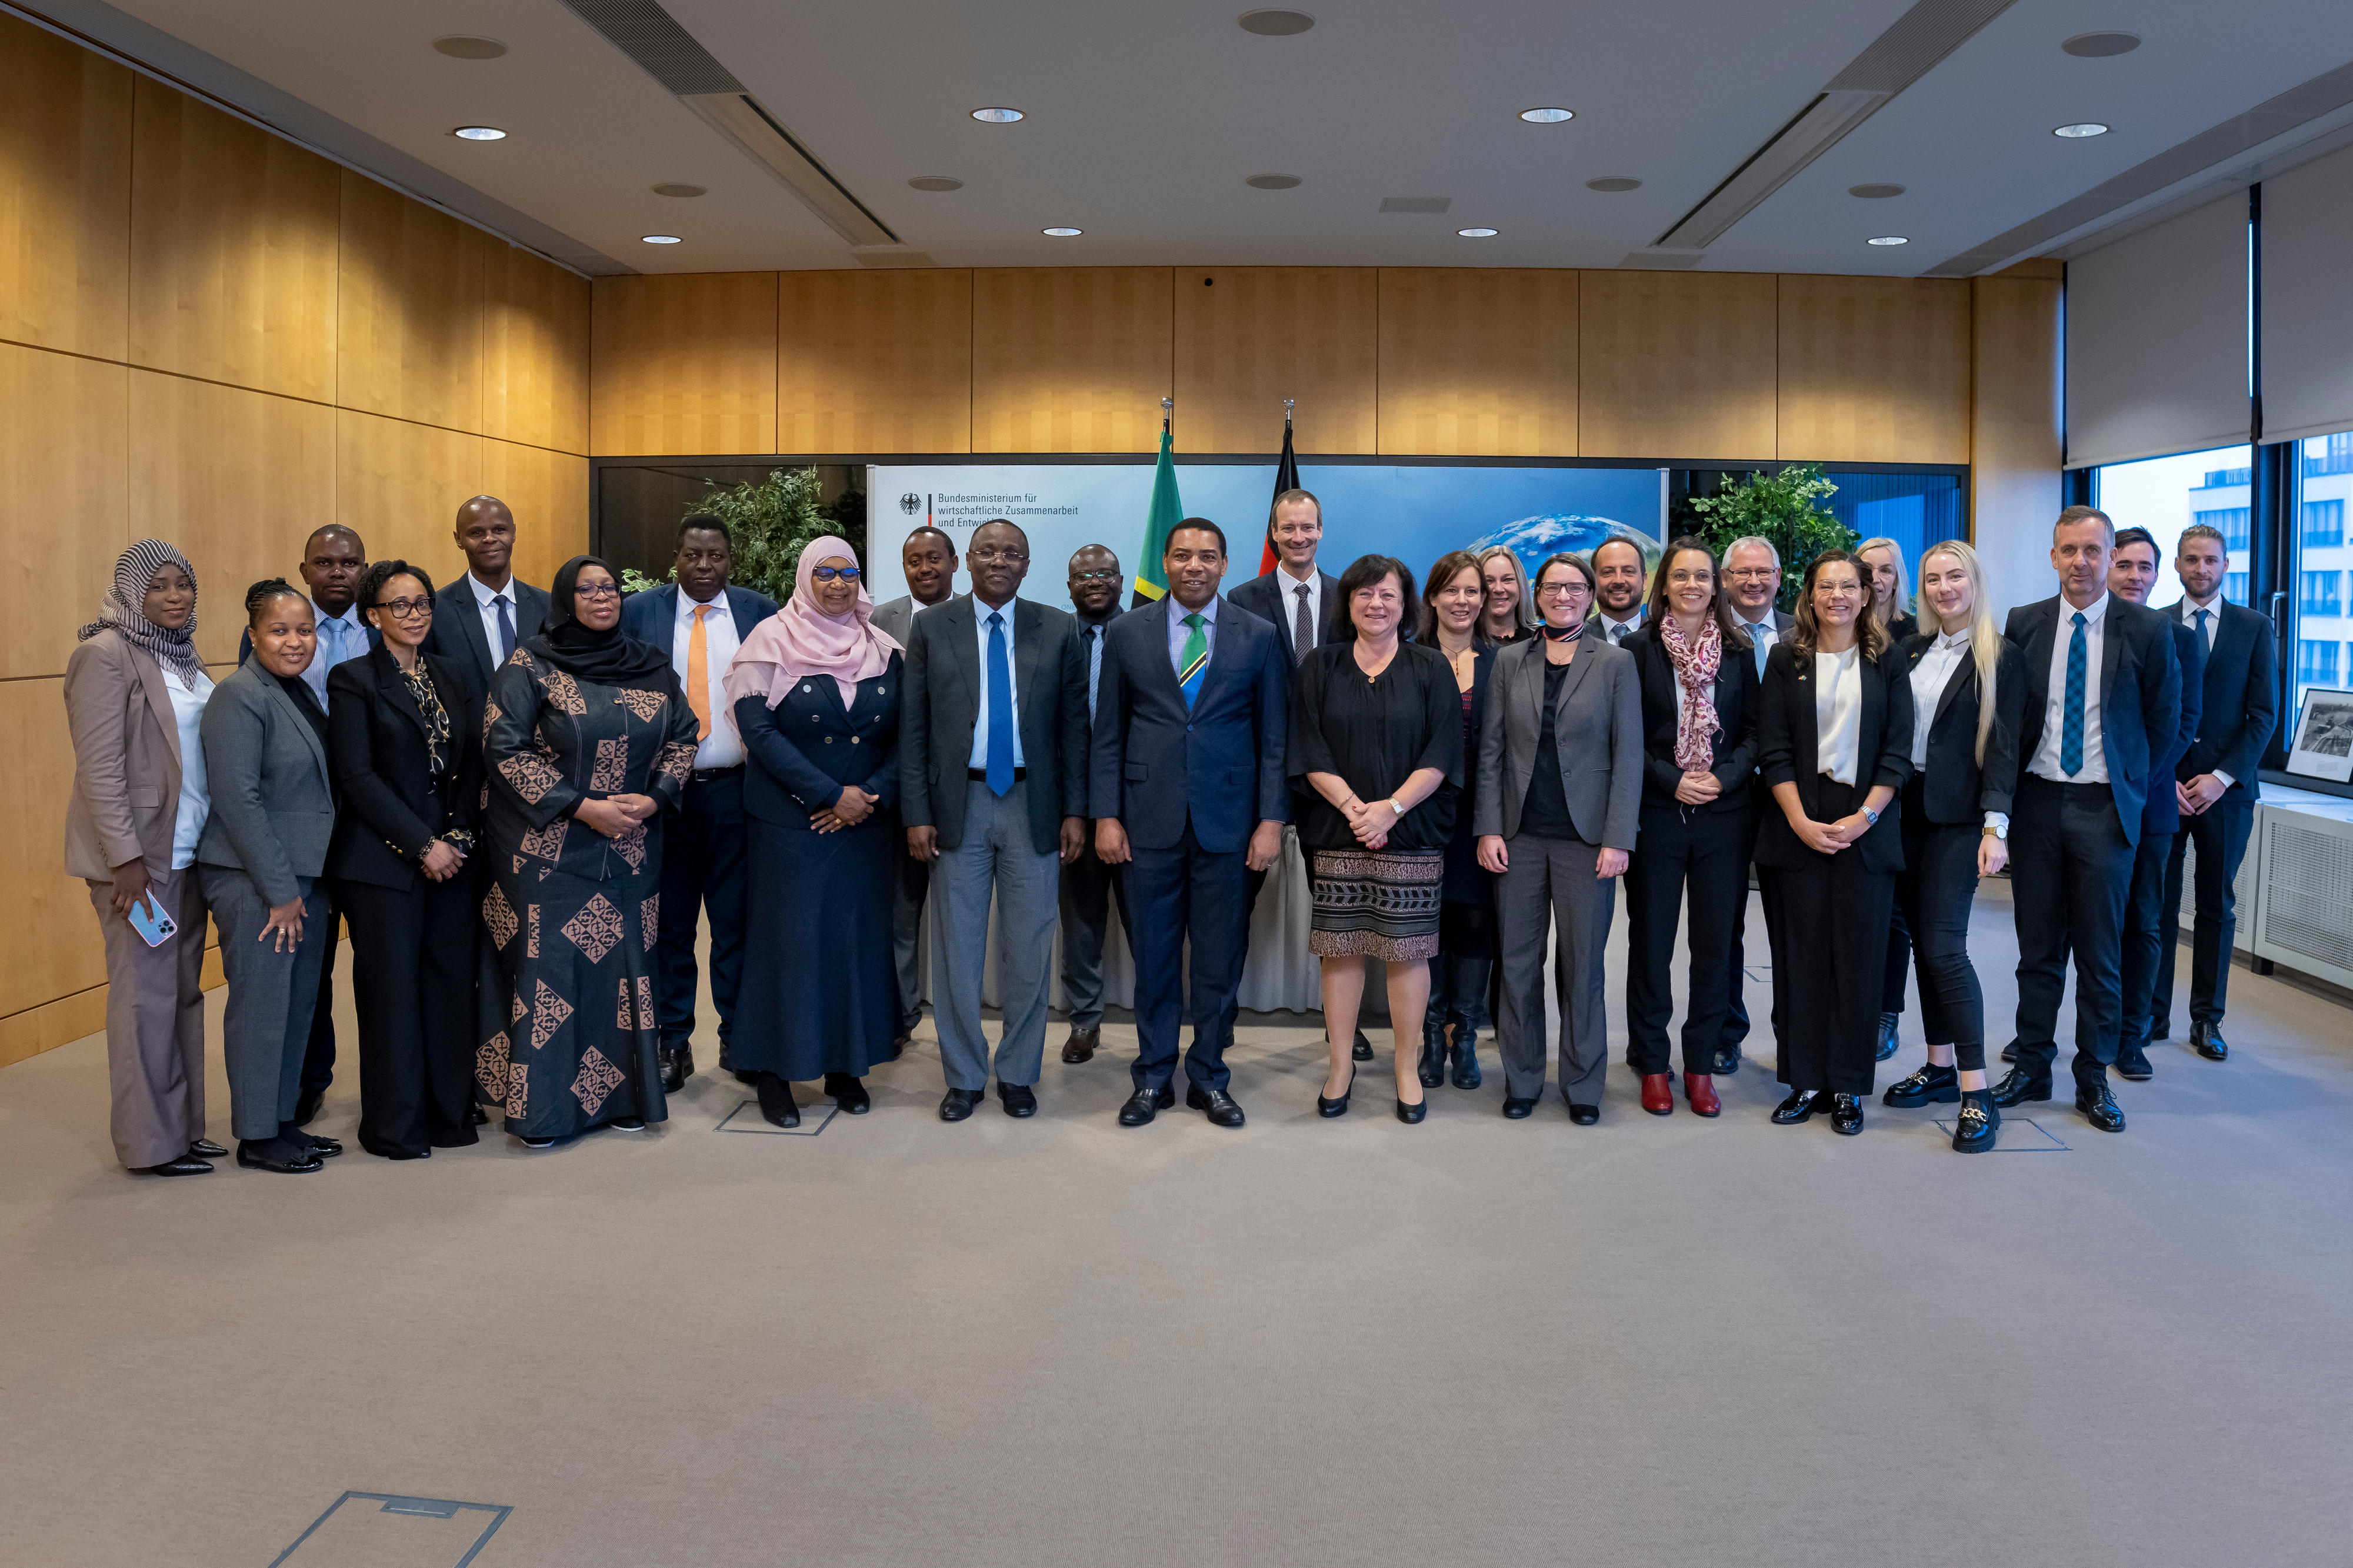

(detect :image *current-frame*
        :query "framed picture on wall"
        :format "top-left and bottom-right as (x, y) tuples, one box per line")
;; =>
(2286, 688), (2353, 783)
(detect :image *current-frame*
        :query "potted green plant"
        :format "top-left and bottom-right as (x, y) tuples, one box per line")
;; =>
(1687, 463), (1856, 612)
(619, 467), (856, 602)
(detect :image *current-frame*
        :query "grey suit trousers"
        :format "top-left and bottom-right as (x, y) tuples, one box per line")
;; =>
(932, 780), (1059, 1090)
(1495, 835), (1615, 1104)
(88, 866), (211, 1169)
(203, 866), (327, 1140)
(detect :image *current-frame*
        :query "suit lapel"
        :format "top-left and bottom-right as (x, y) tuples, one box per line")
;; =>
(1012, 600), (1047, 720)
(132, 649), (182, 776)
(1932, 645), (1971, 729)
(377, 645), (434, 743)
(1145, 600), (1186, 706)
(1791, 652), (1821, 783)
(453, 583), (495, 680)
(258, 666), (331, 788)
(945, 596), (981, 714)
(2099, 602), (2124, 703)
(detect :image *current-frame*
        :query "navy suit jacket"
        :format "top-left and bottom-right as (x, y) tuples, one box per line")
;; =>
(2140, 618), (2204, 838)
(2176, 600), (2278, 803)
(2003, 595), (2183, 848)
(617, 582), (780, 650)
(1227, 568), (1340, 663)
(420, 576), (550, 685)
(734, 655), (901, 831)
(1088, 598), (1290, 853)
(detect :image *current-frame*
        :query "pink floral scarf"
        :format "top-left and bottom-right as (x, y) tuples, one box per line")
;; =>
(1657, 615), (1724, 772)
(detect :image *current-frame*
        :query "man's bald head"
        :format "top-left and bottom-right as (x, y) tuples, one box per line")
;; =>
(454, 494), (517, 586)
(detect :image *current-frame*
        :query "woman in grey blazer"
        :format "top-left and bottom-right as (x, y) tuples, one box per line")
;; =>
(1474, 552), (1644, 1123)
(199, 581), (338, 1173)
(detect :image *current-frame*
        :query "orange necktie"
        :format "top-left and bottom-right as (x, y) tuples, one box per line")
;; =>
(686, 604), (711, 740)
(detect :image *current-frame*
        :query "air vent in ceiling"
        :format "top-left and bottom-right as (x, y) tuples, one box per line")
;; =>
(1619, 249), (1708, 269)
(851, 246), (938, 268)
(1379, 196), (1451, 213)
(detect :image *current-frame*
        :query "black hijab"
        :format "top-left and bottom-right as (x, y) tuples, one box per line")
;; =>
(525, 555), (671, 685)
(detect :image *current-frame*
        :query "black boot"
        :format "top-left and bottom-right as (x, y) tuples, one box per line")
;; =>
(1417, 1015), (1447, 1089)
(755, 1072), (800, 1128)
(1448, 958), (1488, 1089)
(1951, 1089), (2000, 1152)
(1874, 1012), (1901, 1062)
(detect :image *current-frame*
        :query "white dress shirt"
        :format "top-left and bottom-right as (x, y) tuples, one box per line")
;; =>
(305, 598), (368, 708)
(1276, 562), (1323, 651)
(1908, 628), (1971, 769)
(468, 572), (522, 669)
(1596, 610), (1643, 646)
(967, 595), (1025, 769)
(1815, 648), (1862, 785)
(674, 590), (744, 769)
(160, 664), (214, 870)
(2179, 592), (2231, 786)
(1166, 593), (1219, 676)
(2029, 592), (2109, 785)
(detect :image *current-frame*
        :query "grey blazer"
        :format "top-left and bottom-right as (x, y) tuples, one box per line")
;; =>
(62, 631), (190, 882)
(1474, 636), (1644, 850)
(899, 594), (1088, 855)
(196, 659), (336, 905)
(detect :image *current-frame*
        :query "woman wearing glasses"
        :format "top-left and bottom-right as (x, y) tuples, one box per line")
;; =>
(477, 556), (700, 1148)
(724, 538), (904, 1127)
(325, 562), (486, 1159)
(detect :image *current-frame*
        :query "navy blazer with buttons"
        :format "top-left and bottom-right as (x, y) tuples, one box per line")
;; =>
(2002, 594), (2183, 848)
(1621, 622), (1761, 813)
(2175, 599), (2278, 803)
(1088, 597), (1290, 853)
(734, 654), (902, 832)
(617, 582), (780, 651)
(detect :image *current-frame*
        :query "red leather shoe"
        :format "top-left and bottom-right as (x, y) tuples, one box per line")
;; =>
(1685, 1073), (1721, 1117)
(1640, 1073), (1674, 1116)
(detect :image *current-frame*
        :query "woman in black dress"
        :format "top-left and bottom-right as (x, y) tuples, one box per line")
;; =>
(725, 535), (904, 1127)
(1417, 551), (1498, 1091)
(1289, 555), (1464, 1123)
(476, 556), (699, 1149)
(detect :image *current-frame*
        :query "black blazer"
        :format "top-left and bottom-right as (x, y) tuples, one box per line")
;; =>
(324, 645), (485, 892)
(2002, 594), (2182, 848)
(1228, 568), (1340, 663)
(2176, 600), (2279, 802)
(1884, 610), (1920, 645)
(899, 595), (1088, 855)
(1755, 640), (1913, 875)
(421, 576), (551, 685)
(1621, 624), (1760, 813)
(1899, 632), (2025, 825)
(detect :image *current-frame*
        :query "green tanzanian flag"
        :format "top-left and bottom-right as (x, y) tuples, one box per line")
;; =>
(1131, 424), (1184, 606)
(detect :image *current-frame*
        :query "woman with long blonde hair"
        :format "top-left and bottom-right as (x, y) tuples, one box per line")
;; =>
(1878, 539), (2024, 1152)
(1474, 545), (1534, 643)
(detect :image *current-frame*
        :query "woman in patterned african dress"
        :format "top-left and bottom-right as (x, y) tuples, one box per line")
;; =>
(475, 555), (699, 1148)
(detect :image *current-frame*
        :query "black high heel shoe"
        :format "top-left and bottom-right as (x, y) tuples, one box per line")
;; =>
(1394, 1094), (1427, 1124)
(1317, 1064), (1356, 1119)
(756, 1072), (801, 1128)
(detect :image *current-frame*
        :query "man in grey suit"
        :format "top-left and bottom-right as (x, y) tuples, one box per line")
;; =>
(872, 526), (960, 1048)
(420, 495), (551, 686)
(900, 520), (1089, 1122)
(1717, 535), (1795, 1075)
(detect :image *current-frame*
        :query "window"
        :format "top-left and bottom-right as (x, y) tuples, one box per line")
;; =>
(2299, 571), (2344, 616)
(2225, 571), (2251, 605)
(2193, 507), (2251, 552)
(2292, 433), (2353, 728)
(2088, 443), (2252, 608)
(2297, 639), (2341, 688)
(2304, 498), (2345, 547)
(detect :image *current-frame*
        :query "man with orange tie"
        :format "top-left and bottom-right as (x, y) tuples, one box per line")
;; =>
(621, 516), (778, 1092)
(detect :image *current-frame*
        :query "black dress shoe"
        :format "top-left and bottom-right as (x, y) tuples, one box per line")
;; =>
(1417, 1026), (1447, 1089)
(1883, 1062), (1959, 1107)
(938, 1086), (984, 1122)
(1989, 1067), (2052, 1107)
(1951, 1090), (2000, 1152)
(1999, 1042), (2018, 1063)
(292, 1087), (325, 1126)
(1770, 1089), (1822, 1125)
(1395, 1095), (1427, 1123)
(996, 1082), (1038, 1117)
(2191, 1021), (2229, 1061)
(1501, 1095), (1537, 1119)
(658, 1045), (690, 1093)
(1565, 1100), (1599, 1125)
(1711, 1045), (1741, 1075)
(1316, 1066), (1355, 1119)
(137, 1155), (214, 1177)
(470, 1104), (490, 1126)
(236, 1139), (322, 1173)
(1874, 1013), (1901, 1062)
(758, 1073), (802, 1128)
(2075, 1079), (2126, 1133)
(606, 1116), (646, 1132)
(824, 1072), (870, 1113)
(1119, 1083), (1175, 1126)
(1187, 1085), (1247, 1127)
(188, 1138), (228, 1158)
(2150, 1020), (2170, 1041)
(1351, 1029), (1374, 1062)
(1061, 1026), (1100, 1064)
(2115, 1040), (2154, 1081)
(1828, 1093), (1864, 1135)
(293, 1130), (343, 1157)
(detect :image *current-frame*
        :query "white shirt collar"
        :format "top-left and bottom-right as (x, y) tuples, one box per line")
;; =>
(677, 587), (729, 622)
(2183, 591), (2222, 615)
(2061, 591), (2110, 628)
(311, 598), (362, 628)
(468, 572), (514, 608)
(1276, 560), (1319, 589)
(1934, 623), (1971, 650)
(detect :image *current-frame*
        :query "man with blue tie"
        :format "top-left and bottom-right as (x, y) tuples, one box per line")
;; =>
(1059, 544), (1129, 1064)
(900, 520), (1089, 1122)
(1994, 506), (2182, 1133)
(1090, 521), (1289, 1129)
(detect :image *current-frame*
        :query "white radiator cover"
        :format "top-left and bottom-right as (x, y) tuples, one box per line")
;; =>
(2251, 799), (2353, 992)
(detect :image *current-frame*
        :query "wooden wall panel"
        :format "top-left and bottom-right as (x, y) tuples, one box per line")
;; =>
(1578, 271), (1778, 460)
(336, 169), (484, 433)
(1971, 272), (2066, 616)
(0, 680), (115, 1032)
(1, 343), (128, 681)
(484, 242), (591, 455)
(974, 268), (1168, 453)
(592, 272), (778, 456)
(0, 15), (132, 359)
(777, 270), (971, 454)
(482, 440), (591, 590)
(1173, 268), (1378, 453)
(126, 80), (339, 402)
(336, 410), (482, 585)
(1777, 275), (1970, 463)
(126, 371), (336, 666)
(1378, 269), (1578, 456)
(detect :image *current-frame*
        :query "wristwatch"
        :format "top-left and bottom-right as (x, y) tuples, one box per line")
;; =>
(1983, 816), (2008, 840)
(1860, 805), (1879, 827)
(1388, 796), (1411, 817)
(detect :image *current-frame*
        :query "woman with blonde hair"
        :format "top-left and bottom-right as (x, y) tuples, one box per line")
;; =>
(1474, 546), (1534, 644)
(1879, 539), (2024, 1151)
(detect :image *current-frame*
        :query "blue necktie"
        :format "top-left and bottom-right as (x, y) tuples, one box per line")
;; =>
(494, 594), (515, 665)
(2059, 610), (2087, 776)
(985, 610), (1015, 796)
(1086, 625), (1104, 720)
(1751, 623), (1770, 679)
(2194, 608), (2210, 648)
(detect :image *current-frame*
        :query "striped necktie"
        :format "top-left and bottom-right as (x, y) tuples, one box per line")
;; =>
(1178, 613), (1209, 708)
(2059, 610), (2087, 776)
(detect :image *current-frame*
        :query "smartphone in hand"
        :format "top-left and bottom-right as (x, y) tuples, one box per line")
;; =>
(126, 893), (178, 948)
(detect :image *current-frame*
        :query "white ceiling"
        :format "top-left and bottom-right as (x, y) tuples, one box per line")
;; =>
(81, 0), (2353, 276)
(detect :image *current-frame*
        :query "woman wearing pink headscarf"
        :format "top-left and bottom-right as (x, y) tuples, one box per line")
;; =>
(724, 536), (904, 1126)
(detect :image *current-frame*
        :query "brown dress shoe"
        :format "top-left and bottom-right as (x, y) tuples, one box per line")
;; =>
(1639, 1073), (1674, 1116)
(1061, 1025), (1099, 1063)
(1684, 1073), (1721, 1117)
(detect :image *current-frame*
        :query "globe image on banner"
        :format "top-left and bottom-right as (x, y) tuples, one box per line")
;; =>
(1471, 514), (1662, 590)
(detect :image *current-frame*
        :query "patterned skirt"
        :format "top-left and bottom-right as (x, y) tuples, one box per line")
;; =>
(1308, 849), (1445, 962)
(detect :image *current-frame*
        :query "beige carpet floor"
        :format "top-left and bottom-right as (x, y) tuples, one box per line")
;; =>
(4, 880), (2351, 1568)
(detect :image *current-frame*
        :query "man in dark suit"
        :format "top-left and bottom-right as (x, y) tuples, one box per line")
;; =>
(900, 520), (1088, 1122)
(1059, 543), (1129, 1064)
(2156, 522), (2279, 1063)
(1587, 536), (1649, 647)
(871, 526), (960, 1049)
(420, 495), (551, 686)
(1994, 506), (2182, 1133)
(1716, 535), (1794, 1076)
(1091, 521), (1288, 1129)
(618, 516), (779, 1091)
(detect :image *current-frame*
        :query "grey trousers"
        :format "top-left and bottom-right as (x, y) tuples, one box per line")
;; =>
(88, 865), (210, 1169)
(1495, 834), (1615, 1105)
(932, 780), (1061, 1090)
(202, 867), (327, 1140)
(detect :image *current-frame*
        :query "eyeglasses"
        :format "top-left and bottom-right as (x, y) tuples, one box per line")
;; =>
(969, 548), (1029, 565)
(811, 565), (862, 583)
(574, 583), (622, 601)
(1536, 582), (1591, 598)
(1070, 570), (1120, 583)
(1725, 568), (1778, 582)
(376, 597), (434, 620)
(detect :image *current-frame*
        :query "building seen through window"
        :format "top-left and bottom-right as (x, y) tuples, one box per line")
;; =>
(2090, 444), (2252, 609)
(2293, 433), (2353, 728)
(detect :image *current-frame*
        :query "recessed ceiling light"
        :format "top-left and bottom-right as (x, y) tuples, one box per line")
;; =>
(971, 106), (1024, 124)
(641, 235), (682, 245)
(2062, 31), (2141, 57)
(1585, 176), (1641, 193)
(451, 126), (506, 141)
(1238, 9), (1315, 35)
(1849, 182), (1906, 198)
(651, 183), (706, 198)
(1245, 174), (1302, 189)
(908, 176), (965, 192)
(1866, 235), (1909, 246)
(1519, 107), (1574, 124)
(1042, 226), (1082, 237)
(2053, 122), (2110, 138)
(1457, 227), (1498, 238)
(431, 36), (507, 59)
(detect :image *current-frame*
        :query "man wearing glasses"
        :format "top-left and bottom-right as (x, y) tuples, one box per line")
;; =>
(1059, 545), (1130, 1064)
(619, 516), (779, 1092)
(901, 521), (1089, 1122)
(1715, 537), (1792, 1077)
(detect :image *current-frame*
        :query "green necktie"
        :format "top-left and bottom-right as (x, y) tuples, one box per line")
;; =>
(1178, 612), (1208, 709)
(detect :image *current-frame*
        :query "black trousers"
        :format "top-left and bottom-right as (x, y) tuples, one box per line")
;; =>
(1893, 777), (1988, 1068)
(655, 768), (749, 1052)
(298, 899), (341, 1094)
(2157, 799), (2252, 1032)
(2009, 776), (2134, 1085)
(1722, 783), (1786, 1055)
(1624, 800), (1749, 1076)
(2119, 828), (2175, 1049)
(1058, 835), (1130, 1032)
(1772, 780), (1895, 1095)
(336, 875), (480, 1157)
(1881, 889), (1912, 1016)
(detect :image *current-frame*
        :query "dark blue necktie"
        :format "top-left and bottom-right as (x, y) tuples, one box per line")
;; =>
(2059, 609), (2087, 776)
(494, 594), (515, 665)
(2194, 607), (2210, 647)
(985, 610), (1015, 796)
